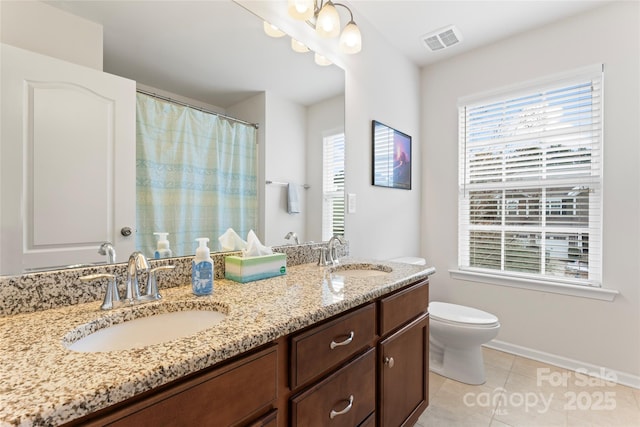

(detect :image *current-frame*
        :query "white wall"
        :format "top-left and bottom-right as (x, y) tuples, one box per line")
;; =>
(0, 1), (103, 70)
(341, 16), (422, 261)
(421, 1), (640, 381)
(306, 95), (345, 243)
(262, 92), (307, 246)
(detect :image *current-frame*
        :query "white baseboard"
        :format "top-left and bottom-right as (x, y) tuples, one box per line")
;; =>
(485, 339), (640, 390)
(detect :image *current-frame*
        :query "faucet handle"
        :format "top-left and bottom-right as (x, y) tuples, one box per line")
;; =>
(142, 265), (175, 301)
(80, 273), (121, 310)
(313, 246), (331, 266)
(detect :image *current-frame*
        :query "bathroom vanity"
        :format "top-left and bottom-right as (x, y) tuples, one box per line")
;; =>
(0, 259), (435, 426)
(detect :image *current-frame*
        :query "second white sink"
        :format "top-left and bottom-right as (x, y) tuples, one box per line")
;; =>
(66, 310), (226, 352)
(329, 263), (392, 278)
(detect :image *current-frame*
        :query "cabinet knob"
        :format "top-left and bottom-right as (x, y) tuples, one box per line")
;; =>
(330, 395), (354, 419)
(384, 356), (395, 368)
(120, 227), (133, 237)
(330, 331), (354, 349)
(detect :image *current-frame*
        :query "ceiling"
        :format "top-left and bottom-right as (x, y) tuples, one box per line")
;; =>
(45, 0), (609, 108)
(350, 0), (610, 67)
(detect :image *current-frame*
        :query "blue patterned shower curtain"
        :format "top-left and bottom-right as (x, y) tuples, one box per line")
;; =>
(136, 93), (257, 257)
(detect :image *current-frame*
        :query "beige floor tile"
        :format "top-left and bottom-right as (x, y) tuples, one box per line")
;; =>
(566, 402), (640, 427)
(483, 347), (516, 371)
(432, 378), (500, 419)
(416, 402), (493, 427)
(633, 387), (640, 410)
(417, 352), (640, 427)
(503, 371), (569, 413)
(484, 362), (511, 389)
(510, 356), (570, 381)
(493, 404), (568, 427)
(489, 419), (514, 427)
(429, 371), (447, 400)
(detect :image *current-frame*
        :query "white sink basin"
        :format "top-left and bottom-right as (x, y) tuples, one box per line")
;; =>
(330, 263), (392, 278)
(66, 310), (226, 352)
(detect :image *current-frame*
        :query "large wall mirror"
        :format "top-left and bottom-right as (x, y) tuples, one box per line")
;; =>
(1, 0), (345, 275)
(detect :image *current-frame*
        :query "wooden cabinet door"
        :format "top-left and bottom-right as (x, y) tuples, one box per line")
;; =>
(378, 313), (429, 427)
(0, 43), (135, 274)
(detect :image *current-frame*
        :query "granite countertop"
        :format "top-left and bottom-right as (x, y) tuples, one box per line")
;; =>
(0, 258), (435, 426)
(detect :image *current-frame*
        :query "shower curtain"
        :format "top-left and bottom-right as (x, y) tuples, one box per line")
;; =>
(136, 92), (257, 257)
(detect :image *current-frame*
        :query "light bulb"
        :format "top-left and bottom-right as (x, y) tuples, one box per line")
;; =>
(314, 53), (332, 66)
(339, 21), (362, 54)
(288, 0), (314, 20)
(316, 1), (340, 38)
(291, 38), (310, 53)
(263, 21), (285, 38)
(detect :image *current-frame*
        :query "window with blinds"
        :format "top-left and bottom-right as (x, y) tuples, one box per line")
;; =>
(458, 65), (603, 287)
(323, 132), (345, 241)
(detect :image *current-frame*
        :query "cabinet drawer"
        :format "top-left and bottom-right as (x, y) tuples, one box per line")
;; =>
(92, 345), (277, 427)
(379, 280), (428, 336)
(291, 348), (376, 427)
(290, 303), (375, 389)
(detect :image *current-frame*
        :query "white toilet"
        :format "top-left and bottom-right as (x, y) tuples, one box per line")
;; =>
(390, 257), (501, 385)
(429, 302), (500, 385)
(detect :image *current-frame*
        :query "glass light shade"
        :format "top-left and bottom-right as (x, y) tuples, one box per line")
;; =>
(288, 0), (314, 20)
(339, 21), (362, 54)
(291, 38), (310, 53)
(316, 2), (340, 38)
(314, 53), (332, 66)
(263, 21), (285, 38)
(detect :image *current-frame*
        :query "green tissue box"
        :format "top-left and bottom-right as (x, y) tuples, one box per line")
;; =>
(224, 253), (287, 283)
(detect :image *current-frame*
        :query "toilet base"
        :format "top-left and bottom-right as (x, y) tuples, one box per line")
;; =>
(430, 344), (487, 385)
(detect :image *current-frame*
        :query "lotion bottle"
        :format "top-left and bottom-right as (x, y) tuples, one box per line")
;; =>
(153, 232), (173, 259)
(192, 237), (213, 296)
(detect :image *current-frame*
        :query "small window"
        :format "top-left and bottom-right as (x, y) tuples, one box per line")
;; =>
(322, 132), (345, 241)
(458, 65), (603, 287)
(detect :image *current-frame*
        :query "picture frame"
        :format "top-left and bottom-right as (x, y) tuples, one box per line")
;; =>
(371, 120), (412, 190)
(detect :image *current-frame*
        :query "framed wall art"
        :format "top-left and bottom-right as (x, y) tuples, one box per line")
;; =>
(371, 120), (412, 190)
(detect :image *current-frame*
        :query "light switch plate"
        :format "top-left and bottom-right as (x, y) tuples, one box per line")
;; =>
(348, 193), (356, 214)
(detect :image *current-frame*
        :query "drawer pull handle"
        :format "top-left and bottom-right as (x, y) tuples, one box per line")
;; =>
(330, 395), (354, 419)
(384, 356), (395, 368)
(330, 331), (354, 349)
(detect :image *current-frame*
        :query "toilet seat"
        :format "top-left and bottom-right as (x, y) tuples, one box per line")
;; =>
(429, 302), (499, 327)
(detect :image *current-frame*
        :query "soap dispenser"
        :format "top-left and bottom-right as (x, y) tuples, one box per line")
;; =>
(153, 232), (173, 259)
(192, 237), (214, 296)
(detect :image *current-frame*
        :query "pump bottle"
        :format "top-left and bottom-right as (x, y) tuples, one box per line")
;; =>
(153, 232), (173, 259)
(192, 238), (214, 296)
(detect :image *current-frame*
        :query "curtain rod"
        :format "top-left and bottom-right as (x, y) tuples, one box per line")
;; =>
(136, 89), (259, 129)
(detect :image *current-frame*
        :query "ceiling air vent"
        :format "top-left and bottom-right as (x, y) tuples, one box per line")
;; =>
(422, 25), (463, 52)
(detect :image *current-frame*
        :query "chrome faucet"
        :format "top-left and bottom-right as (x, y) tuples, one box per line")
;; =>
(125, 251), (150, 302)
(98, 242), (116, 264)
(81, 251), (173, 310)
(284, 231), (300, 245)
(327, 235), (346, 266)
(80, 273), (122, 310)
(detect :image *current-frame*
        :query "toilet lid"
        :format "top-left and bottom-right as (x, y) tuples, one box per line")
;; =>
(429, 302), (499, 325)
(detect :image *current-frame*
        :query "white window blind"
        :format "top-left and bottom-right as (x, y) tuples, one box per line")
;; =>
(322, 132), (345, 241)
(458, 65), (603, 287)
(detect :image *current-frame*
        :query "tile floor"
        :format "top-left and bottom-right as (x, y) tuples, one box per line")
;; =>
(415, 347), (640, 427)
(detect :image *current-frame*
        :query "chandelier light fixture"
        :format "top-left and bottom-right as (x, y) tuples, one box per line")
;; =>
(287, 0), (362, 54)
(263, 21), (286, 38)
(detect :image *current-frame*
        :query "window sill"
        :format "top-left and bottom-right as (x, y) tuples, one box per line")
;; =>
(449, 269), (618, 301)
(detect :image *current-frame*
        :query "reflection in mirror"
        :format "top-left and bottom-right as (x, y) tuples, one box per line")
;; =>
(135, 91), (259, 257)
(0, 1), (345, 275)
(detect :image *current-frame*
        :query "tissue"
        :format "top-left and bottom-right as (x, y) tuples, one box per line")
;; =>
(225, 230), (286, 283)
(218, 228), (247, 251)
(243, 230), (273, 257)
